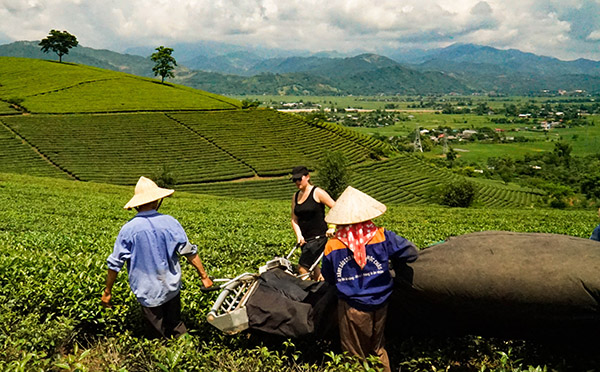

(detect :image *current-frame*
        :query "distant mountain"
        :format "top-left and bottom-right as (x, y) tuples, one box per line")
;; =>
(173, 55), (470, 95)
(406, 43), (600, 94)
(250, 56), (335, 75)
(183, 50), (265, 75)
(336, 65), (472, 95)
(413, 43), (600, 76)
(126, 40), (313, 67)
(3, 39), (600, 95)
(0, 40), (156, 77)
(173, 70), (343, 95)
(249, 53), (402, 77)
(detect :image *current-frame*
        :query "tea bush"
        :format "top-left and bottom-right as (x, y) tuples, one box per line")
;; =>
(0, 173), (598, 371)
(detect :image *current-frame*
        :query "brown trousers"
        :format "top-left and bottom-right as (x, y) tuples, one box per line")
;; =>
(338, 299), (391, 372)
(141, 292), (187, 339)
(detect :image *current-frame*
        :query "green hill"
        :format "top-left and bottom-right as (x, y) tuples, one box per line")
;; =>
(0, 40), (156, 77)
(0, 57), (240, 113)
(0, 56), (542, 207)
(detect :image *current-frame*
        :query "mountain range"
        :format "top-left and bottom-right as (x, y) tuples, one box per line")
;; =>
(2, 40), (600, 95)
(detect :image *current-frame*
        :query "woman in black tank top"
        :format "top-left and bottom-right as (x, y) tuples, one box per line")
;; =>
(290, 166), (336, 280)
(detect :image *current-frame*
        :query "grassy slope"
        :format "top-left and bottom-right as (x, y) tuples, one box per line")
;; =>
(0, 57), (241, 113)
(0, 110), (386, 185)
(0, 57), (543, 207)
(0, 172), (598, 370)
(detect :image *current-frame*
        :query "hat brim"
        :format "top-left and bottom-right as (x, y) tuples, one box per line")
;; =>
(325, 186), (386, 225)
(290, 173), (306, 180)
(123, 188), (174, 209)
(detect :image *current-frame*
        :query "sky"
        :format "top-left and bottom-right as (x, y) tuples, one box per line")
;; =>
(1, 0), (599, 61)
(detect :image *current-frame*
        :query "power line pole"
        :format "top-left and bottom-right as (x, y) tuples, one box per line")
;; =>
(442, 130), (448, 154)
(414, 124), (423, 152)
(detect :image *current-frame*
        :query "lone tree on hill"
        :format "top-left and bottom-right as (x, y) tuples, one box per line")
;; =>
(39, 30), (78, 63)
(151, 46), (177, 84)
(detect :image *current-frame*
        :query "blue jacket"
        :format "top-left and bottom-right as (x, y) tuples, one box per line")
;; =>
(591, 224), (600, 242)
(321, 228), (418, 311)
(107, 210), (197, 307)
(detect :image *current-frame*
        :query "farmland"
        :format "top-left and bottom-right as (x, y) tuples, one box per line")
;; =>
(0, 57), (543, 209)
(242, 94), (600, 158)
(2, 56), (600, 370)
(0, 57), (240, 113)
(0, 110), (389, 185)
(1, 172), (599, 370)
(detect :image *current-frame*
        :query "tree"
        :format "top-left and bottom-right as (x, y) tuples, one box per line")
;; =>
(439, 179), (477, 207)
(552, 141), (572, 167)
(38, 30), (78, 63)
(150, 46), (177, 84)
(446, 147), (457, 163)
(316, 151), (351, 199)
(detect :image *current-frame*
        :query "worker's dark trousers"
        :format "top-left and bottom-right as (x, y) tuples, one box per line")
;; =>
(338, 299), (390, 372)
(141, 292), (187, 339)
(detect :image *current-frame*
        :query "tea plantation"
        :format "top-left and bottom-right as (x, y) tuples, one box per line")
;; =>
(0, 56), (546, 209)
(0, 172), (598, 370)
(2, 57), (597, 369)
(0, 57), (240, 113)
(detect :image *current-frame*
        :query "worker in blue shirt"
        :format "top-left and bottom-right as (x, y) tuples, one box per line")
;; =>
(101, 176), (213, 339)
(321, 186), (418, 372)
(591, 207), (600, 242)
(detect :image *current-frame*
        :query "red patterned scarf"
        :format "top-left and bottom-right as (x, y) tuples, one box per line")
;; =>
(335, 220), (378, 269)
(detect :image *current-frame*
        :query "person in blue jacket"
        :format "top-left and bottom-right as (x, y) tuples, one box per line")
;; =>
(591, 207), (600, 241)
(321, 186), (418, 372)
(101, 176), (213, 339)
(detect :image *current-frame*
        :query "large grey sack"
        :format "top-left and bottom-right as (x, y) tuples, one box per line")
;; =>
(390, 231), (600, 339)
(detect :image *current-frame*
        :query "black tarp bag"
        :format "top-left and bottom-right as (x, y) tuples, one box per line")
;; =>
(389, 231), (600, 340)
(246, 268), (337, 337)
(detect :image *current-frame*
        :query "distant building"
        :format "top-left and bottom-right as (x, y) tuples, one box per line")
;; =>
(461, 129), (478, 138)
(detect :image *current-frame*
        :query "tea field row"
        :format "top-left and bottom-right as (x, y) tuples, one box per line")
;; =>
(0, 109), (388, 186)
(0, 172), (597, 370)
(0, 57), (240, 113)
(350, 155), (543, 208)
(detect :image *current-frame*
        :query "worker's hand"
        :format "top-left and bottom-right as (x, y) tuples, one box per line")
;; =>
(201, 276), (213, 289)
(297, 237), (306, 246)
(101, 289), (112, 308)
(326, 227), (335, 238)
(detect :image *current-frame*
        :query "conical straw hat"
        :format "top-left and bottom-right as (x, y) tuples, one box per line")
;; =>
(123, 176), (174, 210)
(325, 186), (386, 225)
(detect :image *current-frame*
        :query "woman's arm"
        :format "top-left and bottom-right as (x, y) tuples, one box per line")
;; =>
(291, 194), (305, 245)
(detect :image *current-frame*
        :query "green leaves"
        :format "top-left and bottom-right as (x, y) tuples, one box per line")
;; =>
(38, 30), (78, 63)
(0, 173), (598, 370)
(150, 46), (177, 84)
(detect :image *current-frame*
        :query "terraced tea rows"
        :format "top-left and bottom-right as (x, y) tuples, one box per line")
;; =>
(0, 57), (240, 113)
(0, 100), (17, 115)
(0, 110), (391, 185)
(0, 120), (71, 179)
(177, 177), (296, 200)
(350, 155), (544, 207)
(0, 57), (545, 208)
(1, 113), (254, 185)
(174, 154), (543, 208)
(170, 110), (386, 175)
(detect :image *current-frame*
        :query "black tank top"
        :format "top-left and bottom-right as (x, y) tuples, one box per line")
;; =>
(294, 187), (327, 239)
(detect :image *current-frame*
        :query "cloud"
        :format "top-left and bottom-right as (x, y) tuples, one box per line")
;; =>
(588, 30), (600, 41)
(0, 0), (599, 60)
